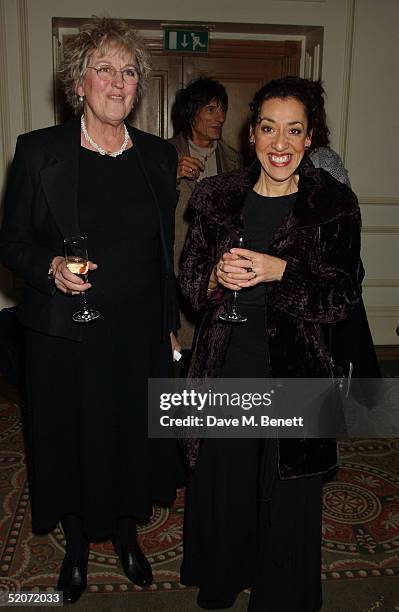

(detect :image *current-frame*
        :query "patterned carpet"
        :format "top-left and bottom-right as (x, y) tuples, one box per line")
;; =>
(1, 393), (399, 606)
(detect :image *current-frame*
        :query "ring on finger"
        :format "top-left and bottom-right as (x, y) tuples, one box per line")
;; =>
(253, 270), (257, 279)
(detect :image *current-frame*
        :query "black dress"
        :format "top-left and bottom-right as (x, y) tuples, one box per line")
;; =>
(181, 192), (323, 612)
(26, 147), (184, 541)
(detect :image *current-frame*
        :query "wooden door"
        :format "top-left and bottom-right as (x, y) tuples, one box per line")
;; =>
(133, 38), (301, 151)
(182, 40), (301, 151)
(132, 54), (181, 139)
(54, 32), (300, 146)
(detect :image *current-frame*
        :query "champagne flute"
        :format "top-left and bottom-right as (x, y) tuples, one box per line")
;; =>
(64, 235), (100, 323)
(219, 235), (248, 324)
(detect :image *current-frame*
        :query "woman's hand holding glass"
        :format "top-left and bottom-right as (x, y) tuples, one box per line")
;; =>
(51, 256), (98, 295)
(216, 248), (287, 289)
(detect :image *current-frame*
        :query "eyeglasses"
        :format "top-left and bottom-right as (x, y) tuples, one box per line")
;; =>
(87, 65), (139, 84)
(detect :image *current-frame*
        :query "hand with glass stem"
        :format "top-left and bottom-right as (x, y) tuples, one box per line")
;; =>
(176, 156), (204, 182)
(50, 256), (98, 295)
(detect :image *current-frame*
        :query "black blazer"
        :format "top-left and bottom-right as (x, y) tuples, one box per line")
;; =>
(0, 118), (180, 341)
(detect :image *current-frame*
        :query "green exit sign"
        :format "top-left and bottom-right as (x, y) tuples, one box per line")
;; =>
(164, 29), (209, 53)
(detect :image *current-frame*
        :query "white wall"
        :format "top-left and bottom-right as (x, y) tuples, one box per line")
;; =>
(0, 0), (398, 343)
(345, 0), (399, 344)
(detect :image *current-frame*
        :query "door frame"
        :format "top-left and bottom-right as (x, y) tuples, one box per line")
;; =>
(52, 18), (324, 124)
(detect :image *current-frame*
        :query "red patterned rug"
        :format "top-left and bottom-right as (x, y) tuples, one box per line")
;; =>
(322, 439), (399, 582)
(1, 396), (399, 594)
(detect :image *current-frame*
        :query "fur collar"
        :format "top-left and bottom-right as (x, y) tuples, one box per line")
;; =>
(187, 155), (360, 238)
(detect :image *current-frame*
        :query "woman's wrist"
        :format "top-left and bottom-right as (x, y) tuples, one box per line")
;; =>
(277, 259), (287, 281)
(207, 266), (218, 293)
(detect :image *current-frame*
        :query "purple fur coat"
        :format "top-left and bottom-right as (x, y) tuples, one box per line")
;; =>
(178, 156), (364, 479)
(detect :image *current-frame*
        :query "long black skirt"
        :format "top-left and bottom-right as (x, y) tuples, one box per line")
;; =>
(181, 305), (323, 612)
(25, 320), (185, 541)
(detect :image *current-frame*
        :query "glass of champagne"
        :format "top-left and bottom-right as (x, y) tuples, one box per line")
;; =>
(64, 235), (100, 323)
(218, 235), (248, 324)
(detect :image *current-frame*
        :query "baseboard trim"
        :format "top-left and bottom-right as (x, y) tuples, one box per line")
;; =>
(375, 346), (399, 361)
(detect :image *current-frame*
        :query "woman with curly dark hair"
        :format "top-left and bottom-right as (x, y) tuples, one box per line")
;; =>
(179, 76), (363, 611)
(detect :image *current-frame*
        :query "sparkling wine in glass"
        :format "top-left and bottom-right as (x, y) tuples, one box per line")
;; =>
(64, 235), (100, 323)
(219, 235), (248, 324)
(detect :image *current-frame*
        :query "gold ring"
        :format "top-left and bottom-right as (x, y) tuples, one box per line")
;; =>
(190, 167), (194, 174)
(253, 271), (257, 279)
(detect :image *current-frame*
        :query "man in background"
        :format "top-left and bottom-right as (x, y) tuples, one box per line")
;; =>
(169, 78), (241, 364)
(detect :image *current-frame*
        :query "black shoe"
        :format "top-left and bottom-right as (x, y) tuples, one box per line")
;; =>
(57, 555), (88, 605)
(112, 537), (153, 586)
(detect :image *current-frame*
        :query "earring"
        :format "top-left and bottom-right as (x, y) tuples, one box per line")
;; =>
(78, 95), (84, 103)
(249, 139), (255, 148)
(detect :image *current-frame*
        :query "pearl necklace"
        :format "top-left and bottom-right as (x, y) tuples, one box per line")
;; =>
(80, 115), (129, 157)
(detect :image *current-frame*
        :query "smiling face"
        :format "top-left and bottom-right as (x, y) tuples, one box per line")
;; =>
(77, 44), (138, 127)
(252, 96), (312, 192)
(191, 98), (227, 147)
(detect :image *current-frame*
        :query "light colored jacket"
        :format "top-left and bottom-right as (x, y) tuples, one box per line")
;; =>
(169, 134), (241, 349)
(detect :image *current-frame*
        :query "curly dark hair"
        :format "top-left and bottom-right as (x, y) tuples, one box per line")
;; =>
(249, 76), (331, 151)
(249, 76), (315, 136)
(305, 79), (330, 149)
(172, 78), (228, 139)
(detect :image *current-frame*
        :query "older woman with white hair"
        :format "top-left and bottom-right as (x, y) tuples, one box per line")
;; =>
(0, 16), (184, 604)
